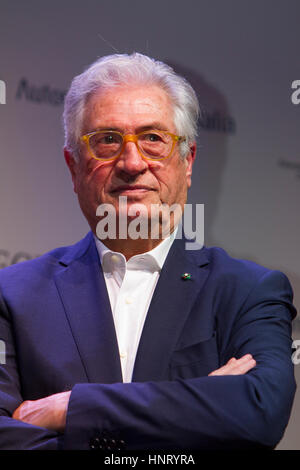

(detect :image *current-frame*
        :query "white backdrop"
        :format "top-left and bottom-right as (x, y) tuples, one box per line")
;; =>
(0, 0), (299, 449)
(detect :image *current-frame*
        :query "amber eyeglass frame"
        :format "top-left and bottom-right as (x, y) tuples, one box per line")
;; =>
(80, 129), (186, 162)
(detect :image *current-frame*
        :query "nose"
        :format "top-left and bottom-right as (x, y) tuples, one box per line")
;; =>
(115, 137), (148, 176)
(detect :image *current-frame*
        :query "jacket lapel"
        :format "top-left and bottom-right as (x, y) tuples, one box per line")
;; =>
(132, 237), (210, 382)
(54, 233), (122, 384)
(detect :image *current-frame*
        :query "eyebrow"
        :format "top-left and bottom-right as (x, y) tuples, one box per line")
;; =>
(87, 123), (170, 134)
(136, 123), (169, 133)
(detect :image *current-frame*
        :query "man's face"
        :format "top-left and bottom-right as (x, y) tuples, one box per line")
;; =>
(65, 84), (195, 234)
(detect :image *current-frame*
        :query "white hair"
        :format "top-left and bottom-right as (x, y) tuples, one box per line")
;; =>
(63, 52), (199, 160)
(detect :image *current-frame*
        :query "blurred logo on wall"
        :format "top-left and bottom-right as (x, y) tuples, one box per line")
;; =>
(199, 109), (236, 134)
(278, 159), (300, 178)
(0, 80), (6, 104)
(16, 78), (66, 106)
(291, 80), (300, 105)
(277, 81), (300, 177)
(0, 249), (39, 269)
(12, 78), (237, 136)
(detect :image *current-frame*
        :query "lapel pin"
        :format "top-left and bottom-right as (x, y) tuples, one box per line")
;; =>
(181, 273), (192, 280)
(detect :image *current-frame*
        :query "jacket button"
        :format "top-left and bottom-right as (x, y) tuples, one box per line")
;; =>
(99, 437), (108, 449)
(89, 437), (101, 450)
(116, 439), (125, 450)
(89, 435), (126, 451)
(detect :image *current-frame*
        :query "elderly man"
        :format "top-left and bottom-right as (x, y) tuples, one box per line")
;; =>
(0, 53), (296, 450)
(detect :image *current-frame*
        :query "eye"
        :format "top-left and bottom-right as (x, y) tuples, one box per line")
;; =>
(142, 132), (164, 142)
(103, 133), (120, 144)
(94, 132), (121, 145)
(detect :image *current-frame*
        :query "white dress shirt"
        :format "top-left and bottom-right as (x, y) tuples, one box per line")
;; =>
(94, 231), (177, 383)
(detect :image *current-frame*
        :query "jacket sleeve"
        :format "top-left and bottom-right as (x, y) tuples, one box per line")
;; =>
(0, 292), (62, 450)
(63, 270), (297, 450)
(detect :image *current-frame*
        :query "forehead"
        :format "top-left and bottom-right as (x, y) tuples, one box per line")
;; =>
(82, 84), (175, 132)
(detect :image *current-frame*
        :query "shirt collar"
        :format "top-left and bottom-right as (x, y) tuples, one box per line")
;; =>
(94, 227), (178, 273)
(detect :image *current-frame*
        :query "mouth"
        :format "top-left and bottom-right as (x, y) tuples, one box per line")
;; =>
(111, 185), (154, 195)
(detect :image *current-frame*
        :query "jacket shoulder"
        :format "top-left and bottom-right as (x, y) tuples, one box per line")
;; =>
(192, 244), (291, 292)
(205, 246), (269, 275)
(0, 232), (94, 284)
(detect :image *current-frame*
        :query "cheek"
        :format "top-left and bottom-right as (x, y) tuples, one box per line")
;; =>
(161, 162), (188, 190)
(77, 162), (111, 195)
(153, 170), (187, 206)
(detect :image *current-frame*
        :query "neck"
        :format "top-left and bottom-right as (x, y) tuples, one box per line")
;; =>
(90, 212), (180, 260)
(98, 237), (165, 261)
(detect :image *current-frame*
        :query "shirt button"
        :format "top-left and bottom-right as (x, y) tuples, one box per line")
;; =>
(111, 254), (119, 263)
(120, 352), (127, 359)
(125, 297), (133, 304)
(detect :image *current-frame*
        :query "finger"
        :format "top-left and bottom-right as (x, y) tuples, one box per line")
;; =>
(225, 354), (255, 373)
(223, 354), (256, 374)
(209, 354), (256, 376)
(12, 400), (37, 423)
(228, 357), (237, 364)
(229, 357), (256, 375)
(208, 359), (235, 376)
(208, 356), (239, 376)
(12, 401), (28, 420)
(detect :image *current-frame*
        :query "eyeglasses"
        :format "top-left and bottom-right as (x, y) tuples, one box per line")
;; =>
(80, 129), (186, 161)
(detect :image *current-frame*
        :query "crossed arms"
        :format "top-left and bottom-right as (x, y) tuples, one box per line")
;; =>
(12, 354), (256, 432)
(0, 263), (296, 450)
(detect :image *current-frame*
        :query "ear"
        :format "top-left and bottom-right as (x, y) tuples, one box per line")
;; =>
(185, 142), (196, 188)
(64, 147), (79, 194)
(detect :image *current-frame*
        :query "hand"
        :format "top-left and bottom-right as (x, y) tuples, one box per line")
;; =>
(12, 391), (71, 432)
(208, 354), (256, 376)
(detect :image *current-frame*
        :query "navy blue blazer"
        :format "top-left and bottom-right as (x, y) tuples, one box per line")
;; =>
(0, 232), (296, 449)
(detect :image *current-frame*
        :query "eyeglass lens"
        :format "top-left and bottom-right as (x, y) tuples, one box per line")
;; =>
(89, 131), (173, 159)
